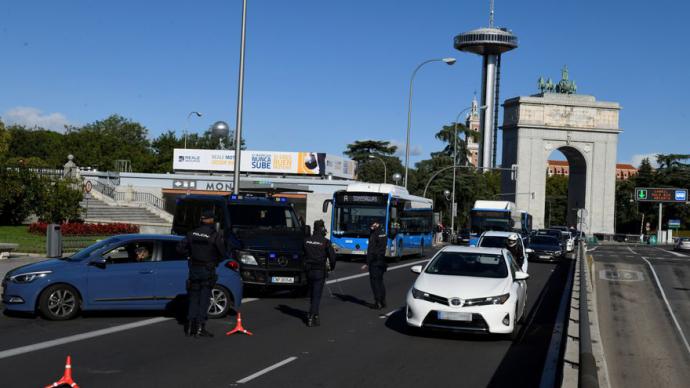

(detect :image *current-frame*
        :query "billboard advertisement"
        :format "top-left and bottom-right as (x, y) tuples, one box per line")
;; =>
(173, 149), (356, 179)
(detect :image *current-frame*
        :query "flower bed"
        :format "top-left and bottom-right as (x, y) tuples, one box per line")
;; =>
(28, 222), (139, 236)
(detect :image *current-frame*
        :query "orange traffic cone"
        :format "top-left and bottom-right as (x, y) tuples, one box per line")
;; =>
(226, 312), (253, 336)
(45, 355), (79, 388)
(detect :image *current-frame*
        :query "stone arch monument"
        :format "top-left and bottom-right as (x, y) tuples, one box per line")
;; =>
(500, 92), (621, 234)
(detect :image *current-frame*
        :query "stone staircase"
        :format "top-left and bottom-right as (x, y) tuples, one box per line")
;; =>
(81, 197), (170, 226)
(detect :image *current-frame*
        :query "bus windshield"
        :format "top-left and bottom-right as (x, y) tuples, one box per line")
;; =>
(333, 205), (386, 237)
(470, 210), (513, 234)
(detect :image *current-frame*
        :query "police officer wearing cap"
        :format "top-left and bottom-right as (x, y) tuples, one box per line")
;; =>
(177, 210), (226, 337)
(303, 219), (336, 327)
(505, 233), (525, 268)
(363, 221), (388, 309)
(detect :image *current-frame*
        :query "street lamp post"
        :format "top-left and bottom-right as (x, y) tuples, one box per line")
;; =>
(404, 57), (457, 188)
(450, 105), (486, 238)
(233, 0), (249, 196)
(368, 154), (387, 184)
(184, 111), (202, 149)
(392, 172), (402, 186)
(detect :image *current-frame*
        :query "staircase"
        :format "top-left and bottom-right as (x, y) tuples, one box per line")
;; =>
(81, 197), (170, 226)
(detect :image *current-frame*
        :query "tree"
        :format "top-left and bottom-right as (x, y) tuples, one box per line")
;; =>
(0, 120), (10, 159)
(36, 179), (83, 223)
(0, 167), (45, 225)
(434, 122), (472, 165)
(344, 140), (401, 184)
(151, 130), (184, 173)
(545, 175), (569, 227)
(5, 125), (65, 167)
(63, 115), (155, 172)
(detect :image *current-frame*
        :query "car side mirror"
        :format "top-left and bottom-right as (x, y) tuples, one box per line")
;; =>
(410, 265), (423, 274)
(89, 257), (107, 269)
(525, 248), (534, 254)
(514, 271), (529, 281)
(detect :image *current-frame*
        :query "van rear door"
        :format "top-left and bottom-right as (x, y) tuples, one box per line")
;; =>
(172, 197), (228, 236)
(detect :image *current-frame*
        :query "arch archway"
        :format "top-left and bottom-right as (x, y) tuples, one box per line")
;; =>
(545, 146), (587, 229)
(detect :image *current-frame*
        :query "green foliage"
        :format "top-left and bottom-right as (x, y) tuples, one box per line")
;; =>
(434, 122), (472, 165)
(344, 140), (402, 184)
(545, 175), (568, 227)
(36, 179), (84, 223)
(0, 168), (46, 225)
(151, 130), (184, 173)
(0, 120), (10, 158)
(6, 126), (64, 167)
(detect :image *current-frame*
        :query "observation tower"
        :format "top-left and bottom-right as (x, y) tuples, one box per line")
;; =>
(454, 0), (517, 168)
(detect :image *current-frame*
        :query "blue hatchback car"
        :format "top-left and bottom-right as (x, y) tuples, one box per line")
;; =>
(2, 234), (243, 320)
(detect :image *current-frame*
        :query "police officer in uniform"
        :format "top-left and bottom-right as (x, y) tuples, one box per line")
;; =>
(177, 210), (226, 337)
(363, 221), (388, 310)
(303, 220), (336, 327)
(505, 233), (525, 269)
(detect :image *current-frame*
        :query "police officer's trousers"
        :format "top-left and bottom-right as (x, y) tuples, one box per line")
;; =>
(187, 266), (215, 324)
(368, 264), (387, 304)
(307, 269), (326, 315)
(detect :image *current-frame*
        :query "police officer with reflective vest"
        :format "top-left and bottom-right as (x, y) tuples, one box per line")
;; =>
(363, 221), (388, 310)
(303, 220), (336, 327)
(177, 210), (226, 337)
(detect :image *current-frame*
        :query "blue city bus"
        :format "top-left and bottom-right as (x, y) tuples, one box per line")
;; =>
(323, 184), (433, 260)
(469, 200), (521, 246)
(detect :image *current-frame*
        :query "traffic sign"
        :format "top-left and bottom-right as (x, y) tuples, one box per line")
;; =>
(635, 187), (688, 203)
(668, 219), (681, 229)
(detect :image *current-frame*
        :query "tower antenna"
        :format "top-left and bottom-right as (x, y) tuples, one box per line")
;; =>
(489, 0), (495, 27)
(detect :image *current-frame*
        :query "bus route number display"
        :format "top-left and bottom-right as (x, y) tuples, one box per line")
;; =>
(337, 193), (386, 205)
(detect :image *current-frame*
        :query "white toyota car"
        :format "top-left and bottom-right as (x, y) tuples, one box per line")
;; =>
(406, 246), (528, 339)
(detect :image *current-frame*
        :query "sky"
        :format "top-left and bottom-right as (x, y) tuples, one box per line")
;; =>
(1, 0), (688, 167)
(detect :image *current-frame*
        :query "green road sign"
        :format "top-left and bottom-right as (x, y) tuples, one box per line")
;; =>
(635, 187), (688, 202)
(637, 189), (647, 200)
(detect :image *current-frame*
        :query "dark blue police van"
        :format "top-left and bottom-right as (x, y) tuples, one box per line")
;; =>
(172, 194), (309, 290)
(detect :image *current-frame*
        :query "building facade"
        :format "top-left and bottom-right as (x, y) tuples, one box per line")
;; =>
(547, 160), (637, 180)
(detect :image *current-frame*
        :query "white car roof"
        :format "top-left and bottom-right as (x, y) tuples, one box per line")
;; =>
(440, 245), (505, 255)
(480, 231), (517, 238)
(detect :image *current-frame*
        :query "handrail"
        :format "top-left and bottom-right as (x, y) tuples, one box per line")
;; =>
(578, 241), (599, 388)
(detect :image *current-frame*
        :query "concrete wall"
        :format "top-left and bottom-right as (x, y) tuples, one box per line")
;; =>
(502, 94), (621, 234)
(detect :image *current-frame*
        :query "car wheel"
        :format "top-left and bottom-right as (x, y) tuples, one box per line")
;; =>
(38, 284), (81, 321)
(207, 285), (234, 319)
(508, 306), (520, 341)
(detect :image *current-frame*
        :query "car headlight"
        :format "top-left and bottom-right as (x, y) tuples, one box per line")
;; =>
(464, 293), (510, 306)
(10, 271), (52, 284)
(411, 287), (426, 299)
(238, 252), (258, 266)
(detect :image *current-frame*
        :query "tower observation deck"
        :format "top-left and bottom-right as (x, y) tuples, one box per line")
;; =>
(454, 16), (518, 169)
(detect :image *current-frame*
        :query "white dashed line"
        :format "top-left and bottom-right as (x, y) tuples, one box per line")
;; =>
(236, 356), (298, 384)
(661, 248), (688, 258)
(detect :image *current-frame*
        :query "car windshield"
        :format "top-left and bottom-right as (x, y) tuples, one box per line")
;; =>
(66, 237), (119, 261)
(333, 205), (386, 237)
(531, 236), (559, 245)
(479, 236), (507, 248)
(425, 251), (508, 278)
(229, 204), (299, 231)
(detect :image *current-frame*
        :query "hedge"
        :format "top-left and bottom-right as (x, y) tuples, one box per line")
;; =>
(28, 222), (139, 236)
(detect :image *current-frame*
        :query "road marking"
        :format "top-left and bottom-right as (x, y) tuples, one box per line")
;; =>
(599, 269), (644, 282)
(641, 257), (690, 356)
(661, 248), (688, 257)
(0, 317), (171, 360)
(236, 356), (297, 384)
(380, 308), (401, 319)
(588, 247), (598, 252)
(627, 246), (638, 255)
(326, 259), (429, 285)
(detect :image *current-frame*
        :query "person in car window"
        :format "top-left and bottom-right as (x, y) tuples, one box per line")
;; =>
(505, 234), (524, 267)
(134, 247), (150, 262)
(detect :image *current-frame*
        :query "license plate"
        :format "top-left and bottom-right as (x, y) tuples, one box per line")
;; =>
(271, 276), (295, 284)
(437, 311), (472, 321)
(540, 255), (552, 259)
(351, 250), (365, 255)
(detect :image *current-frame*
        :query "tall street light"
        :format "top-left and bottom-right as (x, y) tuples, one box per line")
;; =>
(450, 104), (486, 237)
(403, 57), (457, 188)
(233, 0), (249, 195)
(368, 154), (387, 184)
(184, 111), (202, 149)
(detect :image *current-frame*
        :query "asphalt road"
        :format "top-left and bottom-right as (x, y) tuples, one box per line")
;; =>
(591, 244), (690, 388)
(0, 248), (572, 388)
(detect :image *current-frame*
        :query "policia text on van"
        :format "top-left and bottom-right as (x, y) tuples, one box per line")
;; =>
(172, 194), (309, 288)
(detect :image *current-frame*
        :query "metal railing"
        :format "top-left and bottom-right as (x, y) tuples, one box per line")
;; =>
(578, 241), (599, 388)
(91, 179), (117, 198)
(113, 191), (166, 211)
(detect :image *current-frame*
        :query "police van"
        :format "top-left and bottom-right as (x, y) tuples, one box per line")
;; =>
(172, 194), (309, 290)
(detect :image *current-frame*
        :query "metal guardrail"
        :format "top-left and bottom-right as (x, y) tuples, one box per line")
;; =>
(112, 191), (165, 211)
(578, 241), (599, 388)
(91, 179), (117, 198)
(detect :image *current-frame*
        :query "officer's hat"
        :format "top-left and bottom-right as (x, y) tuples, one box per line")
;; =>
(200, 210), (215, 220)
(313, 219), (325, 230)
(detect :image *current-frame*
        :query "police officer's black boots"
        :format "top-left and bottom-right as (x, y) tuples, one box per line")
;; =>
(306, 314), (314, 327)
(197, 323), (214, 338)
(312, 315), (320, 327)
(185, 320), (198, 337)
